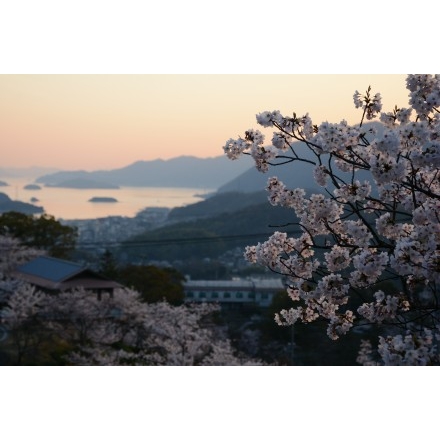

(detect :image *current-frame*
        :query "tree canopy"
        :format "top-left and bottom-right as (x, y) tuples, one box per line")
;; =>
(0, 212), (77, 259)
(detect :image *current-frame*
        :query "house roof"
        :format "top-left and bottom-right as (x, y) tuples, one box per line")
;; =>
(17, 256), (86, 282)
(13, 256), (122, 292)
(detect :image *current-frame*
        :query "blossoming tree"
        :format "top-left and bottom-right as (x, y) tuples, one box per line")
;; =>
(223, 74), (440, 365)
(0, 236), (265, 365)
(1, 281), (265, 366)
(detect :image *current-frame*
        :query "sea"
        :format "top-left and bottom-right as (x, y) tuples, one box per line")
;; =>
(0, 177), (212, 220)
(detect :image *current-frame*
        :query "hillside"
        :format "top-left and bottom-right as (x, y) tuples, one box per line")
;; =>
(217, 156), (318, 194)
(167, 191), (268, 222)
(0, 192), (44, 214)
(119, 196), (300, 262)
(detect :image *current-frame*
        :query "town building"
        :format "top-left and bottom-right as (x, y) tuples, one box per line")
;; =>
(12, 255), (122, 298)
(183, 278), (285, 308)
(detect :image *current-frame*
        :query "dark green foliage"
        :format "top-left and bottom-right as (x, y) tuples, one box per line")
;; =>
(173, 258), (229, 280)
(116, 265), (185, 305)
(98, 249), (120, 279)
(120, 227), (228, 262)
(258, 290), (382, 365)
(0, 211), (77, 258)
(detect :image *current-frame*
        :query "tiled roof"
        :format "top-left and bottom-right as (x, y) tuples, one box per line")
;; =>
(13, 256), (123, 292)
(16, 256), (85, 282)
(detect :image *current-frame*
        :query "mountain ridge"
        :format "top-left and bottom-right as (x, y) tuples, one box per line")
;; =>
(35, 155), (254, 189)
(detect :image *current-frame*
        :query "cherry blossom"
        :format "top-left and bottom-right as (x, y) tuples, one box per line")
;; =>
(1, 238), (266, 365)
(224, 74), (440, 365)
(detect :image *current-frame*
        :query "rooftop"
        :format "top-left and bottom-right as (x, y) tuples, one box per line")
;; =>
(17, 256), (85, 283)
(13, 256), (122, 292)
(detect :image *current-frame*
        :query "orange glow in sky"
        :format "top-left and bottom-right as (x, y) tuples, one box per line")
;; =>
(1, 74), (409, 170)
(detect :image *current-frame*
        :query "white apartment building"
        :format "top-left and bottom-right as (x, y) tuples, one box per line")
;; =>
(183, 278), (285, 307)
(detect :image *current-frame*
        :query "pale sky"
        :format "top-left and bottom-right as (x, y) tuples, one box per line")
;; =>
(0, 74), (411, 171)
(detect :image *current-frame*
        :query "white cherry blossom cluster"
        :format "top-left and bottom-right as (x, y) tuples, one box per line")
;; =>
(256, 110), (284, 128)
(357, 290), (410, 323)
(375, 212), (413, 241)
(333, 180), (372, 203)
(310, 120), (362, 154)
(380, 106), (412, 127)
(1, 282), (266, 365)
(244, 231), (318, 277)
(353, 87), (382, 120)
(406, 74), (440, 118)
(224, 74), (440, 363)
(0, 235), (44, 276)
(358, 328), (440, 366)
(266, 177), (306, 211)
(1, 283), (47, 328)
(326, 310), (355, 340)
(313, 165), (329, 187)
(351, 249), (389, 285)
(324, 245), (351, 272)
(377, 329), (439, 365)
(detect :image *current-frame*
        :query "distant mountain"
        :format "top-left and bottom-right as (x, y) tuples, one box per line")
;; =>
(0, 192), (44, 215)
(45, 178), (119, 189)
(36, 156), (254, 189)
(217, 157), (317, 194)
(0, 181), (8, 187)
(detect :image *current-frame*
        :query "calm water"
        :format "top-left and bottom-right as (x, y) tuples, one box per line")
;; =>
(0, 178), (211, 220)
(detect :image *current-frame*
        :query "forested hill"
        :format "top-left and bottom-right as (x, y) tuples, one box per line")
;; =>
(119, 194), (300, 262)
(167, 191), (268, 222)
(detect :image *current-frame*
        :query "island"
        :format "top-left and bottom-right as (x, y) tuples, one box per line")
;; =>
(88, 197), (118, 203)
(30, 197), (40, 203)
(23, 184), (42, 190)
(0, 180), (8, 187)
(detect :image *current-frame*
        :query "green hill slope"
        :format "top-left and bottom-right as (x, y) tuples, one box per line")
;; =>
(119, 195), (300, 263)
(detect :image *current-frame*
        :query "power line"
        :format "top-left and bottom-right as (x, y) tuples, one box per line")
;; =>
(73, 230), (303, 250)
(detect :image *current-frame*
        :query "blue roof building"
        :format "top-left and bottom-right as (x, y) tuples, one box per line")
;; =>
(13, 256), (122, 297)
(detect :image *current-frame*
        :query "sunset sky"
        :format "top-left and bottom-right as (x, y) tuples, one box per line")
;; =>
(1, 0), (436, 432)
(1, 74), (410, 171)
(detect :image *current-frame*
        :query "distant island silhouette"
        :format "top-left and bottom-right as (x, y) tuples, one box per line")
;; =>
(24, 184), (42, 190)
(88, 197), (118, 203)
(0, 180), (8, 187)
